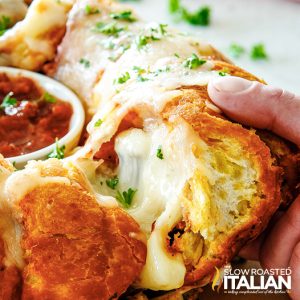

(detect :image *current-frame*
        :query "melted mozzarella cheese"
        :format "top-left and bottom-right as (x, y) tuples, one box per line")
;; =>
(54, 0), (139, 109)
(0, 0), (73, 69)
(77, 31), (222, 159)
(0, 162), (24, 269)
(110, 120), (208, 290)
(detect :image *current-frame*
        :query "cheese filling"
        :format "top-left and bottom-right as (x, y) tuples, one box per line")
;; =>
(89, 119), (209, 290)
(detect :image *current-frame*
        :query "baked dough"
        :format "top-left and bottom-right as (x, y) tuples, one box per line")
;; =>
(0, 0), (299, 298)
(0, 158), (146, 299)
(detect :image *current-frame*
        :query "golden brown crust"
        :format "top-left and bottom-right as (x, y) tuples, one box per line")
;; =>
(162, 61), (283, 284)
(13, 161), (146, 300)
(256, 130), (300, 208)
(0, 239), (21, 300)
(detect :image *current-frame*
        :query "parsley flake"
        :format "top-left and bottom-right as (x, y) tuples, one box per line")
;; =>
(183, 54), (206, 69)
(110, 10), (136, 22)
(44, 92), (57, 103)
(94, 119), (103, 127)
(133, 66), (149, 82)
(48, 139), (65, 159)
(136, 35), (148, 49)
(0, 16), (11, 36)
(229, 43), (245, 58)
(169, 0), (180, 13)
(169, 0), (211, 26)
(79, 58), (91, 68)
(116, 188), (137, 208)
(159, 23), (168, 35)
(183, 6), (210, 26)
(106, 177), (119, 190)
(156, 146), (164, 160)
(0, 92), (17, 109)
(85, 5), (100, 15)
(94, 22), (125, 37)
(251, 43), (268, 60)
(115, 72), (130, 84)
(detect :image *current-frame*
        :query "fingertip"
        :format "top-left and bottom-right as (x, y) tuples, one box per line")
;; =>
(209, 76), (253, 94)
(207, 76), (257, 112)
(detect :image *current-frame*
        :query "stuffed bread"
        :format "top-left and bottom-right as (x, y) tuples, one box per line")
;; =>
(0, 0), (299, 299)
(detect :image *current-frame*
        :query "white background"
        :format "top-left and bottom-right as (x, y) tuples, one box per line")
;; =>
(130, 0), (300, 94)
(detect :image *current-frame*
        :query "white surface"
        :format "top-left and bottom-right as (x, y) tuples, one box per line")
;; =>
(0, 67), (85, 168)
(130, 0), (300, 94)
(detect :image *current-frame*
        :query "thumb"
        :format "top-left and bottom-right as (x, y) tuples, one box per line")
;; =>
(207, 77), (300, 146)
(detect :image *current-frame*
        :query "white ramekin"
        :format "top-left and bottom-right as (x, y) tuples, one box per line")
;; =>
(0, 67), (85, 168)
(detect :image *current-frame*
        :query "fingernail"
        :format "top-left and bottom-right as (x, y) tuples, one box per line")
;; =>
(212, 77), (253, 93)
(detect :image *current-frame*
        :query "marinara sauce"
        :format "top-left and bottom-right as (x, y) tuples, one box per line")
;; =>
(0, 73), (73, 158)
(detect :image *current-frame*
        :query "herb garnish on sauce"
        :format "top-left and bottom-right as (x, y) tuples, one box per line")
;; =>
(0, 92), (17, 109)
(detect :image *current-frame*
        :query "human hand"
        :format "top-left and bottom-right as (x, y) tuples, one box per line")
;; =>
(208, 76), (300, 299)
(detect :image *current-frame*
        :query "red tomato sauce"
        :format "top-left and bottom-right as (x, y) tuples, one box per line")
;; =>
(0, 73), (73, 158)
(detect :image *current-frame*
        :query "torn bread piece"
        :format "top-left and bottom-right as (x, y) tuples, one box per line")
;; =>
(1, 158), (146, 299)
(0, 0), (74, 70)
(76, 53), (283, 290)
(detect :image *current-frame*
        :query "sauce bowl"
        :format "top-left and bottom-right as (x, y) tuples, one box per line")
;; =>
(0, 67), (85, 168)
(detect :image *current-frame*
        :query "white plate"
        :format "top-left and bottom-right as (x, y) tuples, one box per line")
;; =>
(0, 67), (85, 168)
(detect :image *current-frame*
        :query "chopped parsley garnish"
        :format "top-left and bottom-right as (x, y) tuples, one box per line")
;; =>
(106, 177), (119, 189)
(153, 66), (171, 76)
(229, 43), (245, 58)
(110, 10), (136, 22)
(169, 0), (211, 26)
(44, 92), (57, 103)
(133, 66), (146, 73)
(182, 6), (210, 26)
(115, 72), (131, 84)
(137, 75), (149, 82)
(169, 0), (181, 13)
(156, 146), (164, 160)
(174, 53), (180, 58)
(135, 24), (167, 50)
(47, 139), (65, 159)
(218, 71), (227, 76)
(94, 22), (125, 36)
(94, 119), (103, 127)
(116, 188), (137, 208)
(159, 23), (168, 35)
(133, 66), (148, 82)
(79, 58), (91, 68)
(218, 67), (229, 76)
(0, 16), (11, 36)
(251, 43), (268, 60)
(0, 92), (17, 109)
(183, 54), (206, 69)
(136, 35), (148, 49)
(85, 5), (100, 15)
